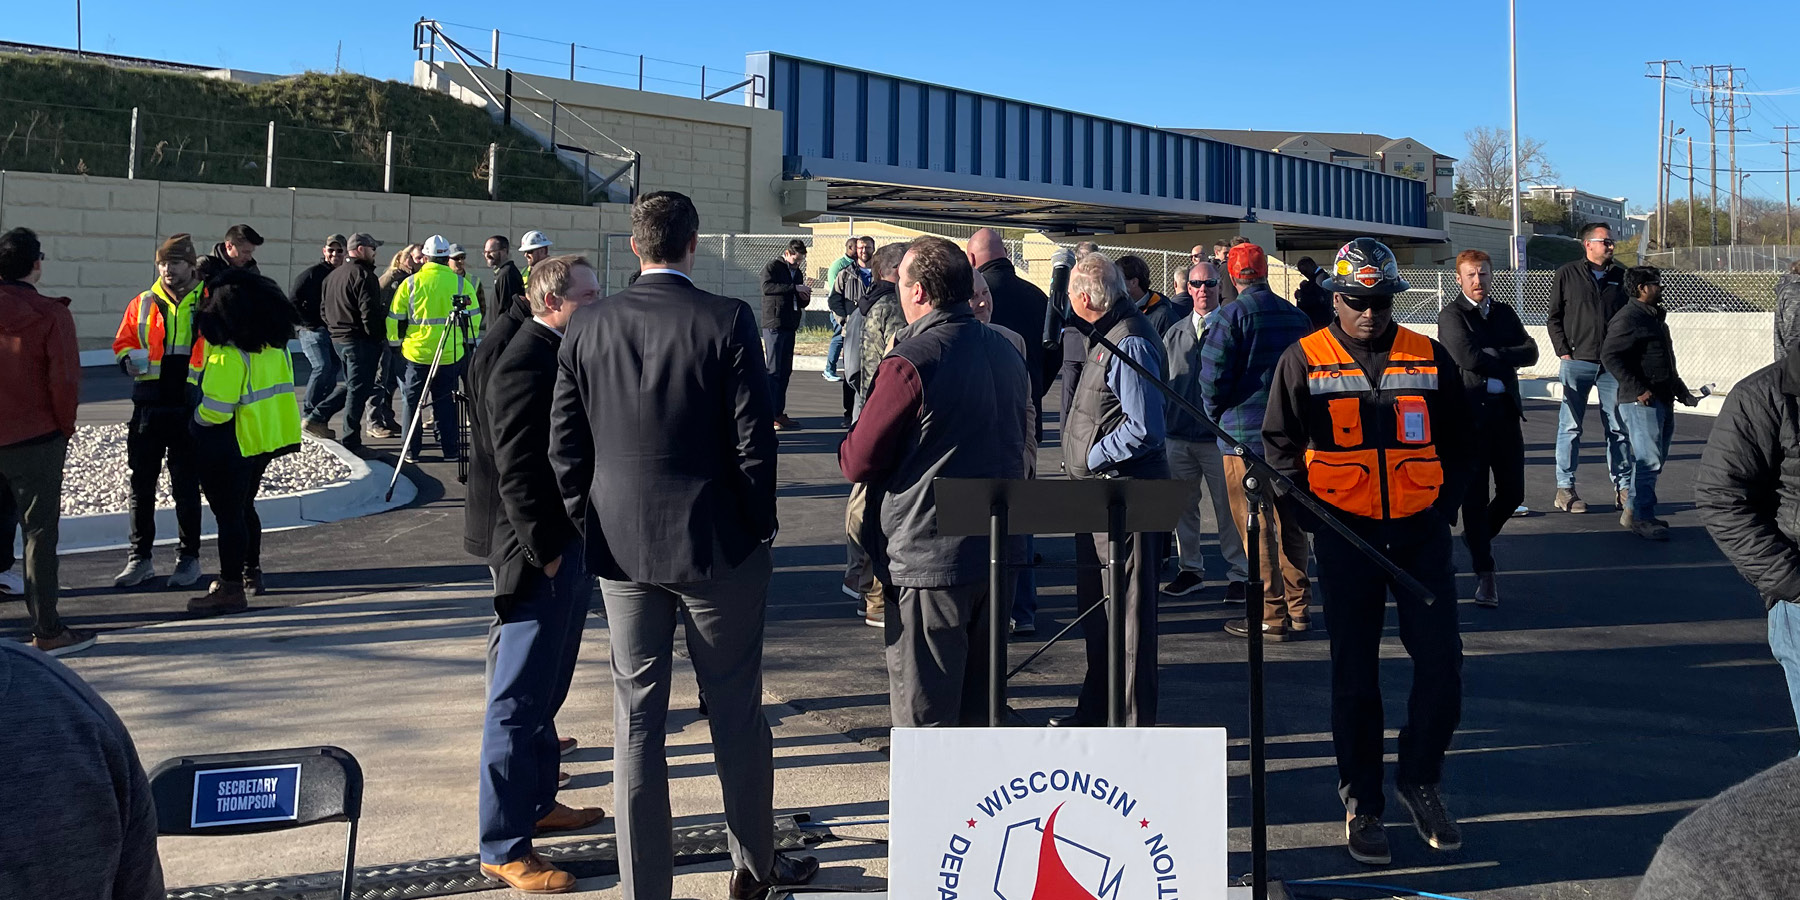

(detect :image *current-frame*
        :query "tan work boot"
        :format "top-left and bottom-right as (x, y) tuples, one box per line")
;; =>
(480, 852), (576, 894)
(1553, 488), (1587, 514)
(187, 581), (248, 617)
(534, 802), (605, 836)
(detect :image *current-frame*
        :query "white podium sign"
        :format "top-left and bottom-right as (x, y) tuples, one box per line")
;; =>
(890, 727), (1227, 900)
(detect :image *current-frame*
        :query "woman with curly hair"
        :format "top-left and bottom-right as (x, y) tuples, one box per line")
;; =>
(186, 267), (302, 616)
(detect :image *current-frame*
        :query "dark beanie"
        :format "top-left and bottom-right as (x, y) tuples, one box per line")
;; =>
(156, 233), (198, 265)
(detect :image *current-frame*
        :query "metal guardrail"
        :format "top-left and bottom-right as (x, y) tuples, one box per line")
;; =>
(414, 19), (639, 204)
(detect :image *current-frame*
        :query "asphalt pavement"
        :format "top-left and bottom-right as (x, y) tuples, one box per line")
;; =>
(8, 365), (1794, 900)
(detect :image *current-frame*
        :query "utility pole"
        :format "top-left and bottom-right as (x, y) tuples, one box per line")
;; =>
(1690, 65), (1724, 247)
(1726, 67), (1747, 246)
(1646, 60), (1679, 253)
(1687, 135), (1696, 249)
(1780, 124), (1797, 249)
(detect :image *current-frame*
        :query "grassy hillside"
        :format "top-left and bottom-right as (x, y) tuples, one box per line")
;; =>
(0, 54), (588, 204)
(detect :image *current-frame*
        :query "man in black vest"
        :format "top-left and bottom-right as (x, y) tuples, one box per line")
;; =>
(1053, 253), (1169, 728)
(840, 235), (1031, 728)
(1435, 249), (1537, 606)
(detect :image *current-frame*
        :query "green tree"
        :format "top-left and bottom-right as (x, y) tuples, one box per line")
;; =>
(1523, 195), (1572, 234)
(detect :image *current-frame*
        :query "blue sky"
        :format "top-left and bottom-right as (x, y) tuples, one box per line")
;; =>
(11, 0), (1800, 216)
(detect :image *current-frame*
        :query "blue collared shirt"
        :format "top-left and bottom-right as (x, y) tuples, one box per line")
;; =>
(1086, 334), (1167, 473)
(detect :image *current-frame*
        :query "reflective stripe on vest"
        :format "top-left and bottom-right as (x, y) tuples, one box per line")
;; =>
(194, 346), (302, 457)
(1298, 326), (1444, 520)
(125, 284), (205, 383)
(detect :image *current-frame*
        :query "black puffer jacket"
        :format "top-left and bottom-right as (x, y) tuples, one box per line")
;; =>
(1697, 350), (1800, 610)
(1774, 273), (1800, 361)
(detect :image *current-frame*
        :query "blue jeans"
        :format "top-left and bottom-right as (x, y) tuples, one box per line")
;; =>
(1555, 358), (1630, 491)
(825, 314), (845, 377)
(1771, 601), (1800, 743)
(478, 538), (590, 864)
(298, 327), (344, 425)
(333, 338), (384, 448)
(1617, 399), (1674, 518)
(399, 357), (464, 457)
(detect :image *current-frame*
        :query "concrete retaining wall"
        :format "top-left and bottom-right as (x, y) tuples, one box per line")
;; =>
(0, 169), (634, 347)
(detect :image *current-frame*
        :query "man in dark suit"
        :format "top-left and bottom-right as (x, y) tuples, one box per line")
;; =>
(550, 192), (818, 900)
(759, 238), (811, 430)
(473, 255), (606, 894)
(1436, 249), (1538, 608)
(484, 235), (527, 319)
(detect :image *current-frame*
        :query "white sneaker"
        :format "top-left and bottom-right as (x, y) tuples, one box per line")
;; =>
(0, 567), (21, 595)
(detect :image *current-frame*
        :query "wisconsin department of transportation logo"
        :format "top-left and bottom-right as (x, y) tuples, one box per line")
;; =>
(891, 729), (1227, 900)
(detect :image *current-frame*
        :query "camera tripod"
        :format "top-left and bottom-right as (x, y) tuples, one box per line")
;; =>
(384, 289), (476, 501)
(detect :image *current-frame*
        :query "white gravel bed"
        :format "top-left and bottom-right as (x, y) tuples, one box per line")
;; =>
(61, 424), (352, 517)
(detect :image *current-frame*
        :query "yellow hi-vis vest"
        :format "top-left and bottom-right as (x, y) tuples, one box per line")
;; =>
(195, 344), (302, 458)
(112, 281), (208, 382)
(387, 262), (482, 365)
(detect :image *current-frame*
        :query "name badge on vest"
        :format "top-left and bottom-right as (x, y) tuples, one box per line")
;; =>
(1395, 395), (1431, 444)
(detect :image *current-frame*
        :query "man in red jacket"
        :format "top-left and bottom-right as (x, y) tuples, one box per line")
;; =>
(0, 228), (86, 655)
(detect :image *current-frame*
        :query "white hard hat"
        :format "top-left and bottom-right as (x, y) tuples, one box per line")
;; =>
(519, 230), (553, 251)
(421, 235), (452, 258)
(448, 243), (467, 259)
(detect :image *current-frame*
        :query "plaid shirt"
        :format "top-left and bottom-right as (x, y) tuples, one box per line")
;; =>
(1198, 283), (1312, 453)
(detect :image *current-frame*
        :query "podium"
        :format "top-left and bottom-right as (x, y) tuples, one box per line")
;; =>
(934, 476), (1190, 728)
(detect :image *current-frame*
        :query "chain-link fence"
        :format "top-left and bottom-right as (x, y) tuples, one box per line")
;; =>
(1643, 245), (1800, 273)
(598, 233), (1786, 395)
(1391, 267), (1780, 392)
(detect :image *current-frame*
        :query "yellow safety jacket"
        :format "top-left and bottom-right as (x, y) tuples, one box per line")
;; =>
(194, 344), (302, 458)
(1299, 325), (1445, 520)
(112, 281), (208, 382)
(388, 262), (482, 365)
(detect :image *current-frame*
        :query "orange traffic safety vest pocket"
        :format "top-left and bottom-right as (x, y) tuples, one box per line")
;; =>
(1387, 448), (1444, 518)
(1395, 395), (1431, 445)
(1328, 397), (1364, 447)
(1305, 449), (1380, 519)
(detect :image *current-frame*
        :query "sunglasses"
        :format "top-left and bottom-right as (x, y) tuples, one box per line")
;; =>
(1187, 279), (1218, 288)
(1586, 238), (1617, 246)
(1339, 295), (1395, 313)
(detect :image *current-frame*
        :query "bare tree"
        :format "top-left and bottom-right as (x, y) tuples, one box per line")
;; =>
(1460, 126), (1559, 218)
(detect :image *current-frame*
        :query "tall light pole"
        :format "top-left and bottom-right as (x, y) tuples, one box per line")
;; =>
(1509, 0), (1524, 304)
(76, 0), (82, 52)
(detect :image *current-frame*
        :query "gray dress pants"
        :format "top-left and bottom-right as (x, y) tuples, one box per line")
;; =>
(598, 543), (775, 900)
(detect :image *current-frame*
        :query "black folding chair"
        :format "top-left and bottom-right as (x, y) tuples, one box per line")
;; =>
(148, 746), (363, 900)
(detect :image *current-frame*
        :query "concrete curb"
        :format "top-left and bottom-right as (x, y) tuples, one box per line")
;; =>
(56, 436), (417, 555)
(1520, 376), (1724, 417)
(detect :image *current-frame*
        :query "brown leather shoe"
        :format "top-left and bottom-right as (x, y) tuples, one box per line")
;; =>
(480, 852), (576, 894)
(729, 854), (820, 899)
(534, 802), (605, 836)
(557, 770), (571, 788)
(188, 581), (248, 617)
(773, 415), (804, 431)
(557, 736), (577, 756)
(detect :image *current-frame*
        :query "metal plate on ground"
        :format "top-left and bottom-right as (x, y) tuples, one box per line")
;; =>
(165, 816), (825, 900)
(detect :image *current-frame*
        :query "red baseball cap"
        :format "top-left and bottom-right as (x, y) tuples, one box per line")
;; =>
(1227, 243), (1267, 281)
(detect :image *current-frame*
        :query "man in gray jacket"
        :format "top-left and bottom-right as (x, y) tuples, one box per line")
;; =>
(1161, 260), (1247, 599)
